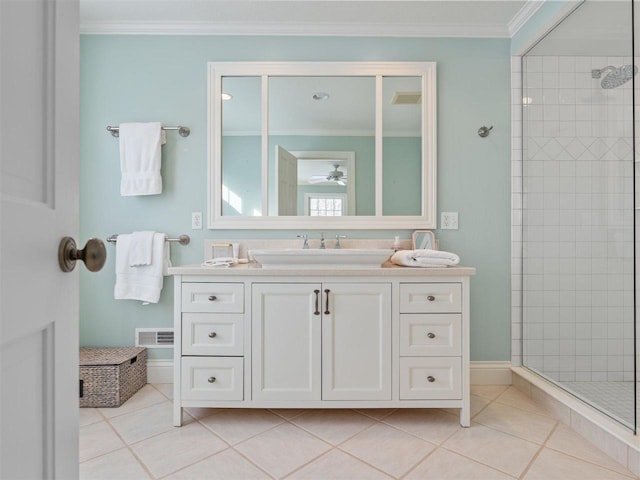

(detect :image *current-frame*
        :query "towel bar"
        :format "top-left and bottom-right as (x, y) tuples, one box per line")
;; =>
(106, 125), (190, 138)
(107, 234), (190, 245)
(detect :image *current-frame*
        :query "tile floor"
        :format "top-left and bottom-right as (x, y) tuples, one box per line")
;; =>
(80, 384), (640, 479)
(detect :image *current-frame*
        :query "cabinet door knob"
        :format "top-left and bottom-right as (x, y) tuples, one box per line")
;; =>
(208, 295), (217, 301)
(427, 295), (436, 302)
(208, 332), (217, 338)
(208, 377), (216, 383)
(427, 332), (436, 339)
(427, 376), (435, 383)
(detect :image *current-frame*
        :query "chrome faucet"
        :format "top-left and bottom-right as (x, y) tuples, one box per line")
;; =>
(297, 234), (309, 249)
(334, 235), (347, 249)
(319, 232), (326, 249)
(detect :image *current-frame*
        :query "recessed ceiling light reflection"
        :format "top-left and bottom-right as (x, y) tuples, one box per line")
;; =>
(222, 93), (233, 101)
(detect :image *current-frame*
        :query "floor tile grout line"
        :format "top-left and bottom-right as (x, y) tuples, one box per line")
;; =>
(102, 415), (157, 480)
(469, 385), (511, 402)
(484, 386), (639, 476)
(484, 395), (560, 423)
(471, 418), (552, 447)
(228, 445), (278, 480)
(268, 408), (307, 421)
(376, 415), (460, 447)
(397, 445), (441, 480)
(287, 410), (379, 447)
(330, 446), (403, 480)
(81, 385), (640, 480)
(149, 383), (172, 401)
(492, 393), (561, 421)
(543, 444), (640, 479)
(354, 408), (399, 422)
(437, 445), (519, 480)
(516, 420), (560, 480)
(196, 410), (287, 448)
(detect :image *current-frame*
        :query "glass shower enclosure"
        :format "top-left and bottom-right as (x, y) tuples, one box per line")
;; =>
(521, 0), (637, 430)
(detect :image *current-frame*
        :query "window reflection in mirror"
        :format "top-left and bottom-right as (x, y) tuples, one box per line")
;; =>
(382, 76), (422, 216)
(221, 76), (262, 216)
(267, 76), (375, 216)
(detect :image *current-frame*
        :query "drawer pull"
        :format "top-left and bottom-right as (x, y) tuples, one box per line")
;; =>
(427, 295), (436, 302)
(208, 376), (216, 383)
(208, 295), (217, 302)
(208, 332), (217, 338)
(427, 332), (436, 339)
(427, 376), (435, 383)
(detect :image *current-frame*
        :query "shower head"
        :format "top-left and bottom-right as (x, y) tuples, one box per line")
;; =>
(591, 65), (638, 89)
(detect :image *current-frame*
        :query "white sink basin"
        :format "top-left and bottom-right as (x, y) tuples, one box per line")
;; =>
(250, 248), (394, 269)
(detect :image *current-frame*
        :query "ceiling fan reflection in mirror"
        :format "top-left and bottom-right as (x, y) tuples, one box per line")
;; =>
(308, 164), (348, 186)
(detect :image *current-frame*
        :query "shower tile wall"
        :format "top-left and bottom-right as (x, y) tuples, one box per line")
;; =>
(521, 55), (635, 384)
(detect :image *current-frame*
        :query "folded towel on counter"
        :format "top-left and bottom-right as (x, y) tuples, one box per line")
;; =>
(390, 249), (460, 268)
(114, 232), (171, 303)
(119, 122), (163, 196)
(129, 231), (155, 267)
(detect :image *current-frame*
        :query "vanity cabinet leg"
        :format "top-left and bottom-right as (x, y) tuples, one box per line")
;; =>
(460, 404), (470, 427)
(173, 404), (183, 427)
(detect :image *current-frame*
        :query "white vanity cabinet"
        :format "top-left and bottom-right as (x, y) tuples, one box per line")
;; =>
(252, 283), (391, 402)
(171, 265), (474, 428)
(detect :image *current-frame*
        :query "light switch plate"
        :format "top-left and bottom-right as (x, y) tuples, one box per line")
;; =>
(441, 212), (458, 230)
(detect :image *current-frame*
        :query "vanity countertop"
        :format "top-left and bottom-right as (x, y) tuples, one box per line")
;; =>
(168, 262), (476, 277)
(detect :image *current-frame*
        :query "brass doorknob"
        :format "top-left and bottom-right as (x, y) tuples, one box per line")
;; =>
(58, 237), (106, 272)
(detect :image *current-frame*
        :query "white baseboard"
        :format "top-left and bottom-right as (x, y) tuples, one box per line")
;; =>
(470, 361), (513, 385)
(146, 359), (174, 384)
(147, 359), (512, 386)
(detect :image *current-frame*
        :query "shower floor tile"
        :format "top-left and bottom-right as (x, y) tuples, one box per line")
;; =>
(562, 381), (634, 427)
(79, 384), (640, 479)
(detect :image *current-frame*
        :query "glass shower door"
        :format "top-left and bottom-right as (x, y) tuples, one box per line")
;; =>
(521, 0), (636, 430)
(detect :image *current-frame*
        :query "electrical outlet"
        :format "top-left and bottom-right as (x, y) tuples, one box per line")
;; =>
(191, 212), (202, 230)
(441, 212), (459, 230)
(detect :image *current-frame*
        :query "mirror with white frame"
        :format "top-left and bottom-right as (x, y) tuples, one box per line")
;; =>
(210, 62), (437, 229)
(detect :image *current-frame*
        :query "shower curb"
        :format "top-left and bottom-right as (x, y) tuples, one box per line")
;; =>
(512, 366), (640, 476)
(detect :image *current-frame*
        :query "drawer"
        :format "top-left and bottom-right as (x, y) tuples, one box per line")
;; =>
(400, 314), (461, 357)
(399, 357), (462, 400)
(181, 357), (243, 401)
(399, 283), (461, 313)
(182, 313), (244, 356)
(182, 283), (244, 313)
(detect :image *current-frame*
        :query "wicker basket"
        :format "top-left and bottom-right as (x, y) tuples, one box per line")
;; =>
(79, 347), (147, 408)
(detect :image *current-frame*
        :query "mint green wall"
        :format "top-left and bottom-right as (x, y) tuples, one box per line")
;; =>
(80, 35), (511, 361)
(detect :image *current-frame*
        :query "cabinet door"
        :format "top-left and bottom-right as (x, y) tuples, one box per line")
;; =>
(252, 283), (322, 401)
(322, 283), (392, 400)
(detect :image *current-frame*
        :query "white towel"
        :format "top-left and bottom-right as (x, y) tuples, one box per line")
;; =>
(391, 249), (460, 268)
(129, 231), (155, 267)
(119, 122), (163, 196)
(114, 232), (171, 303)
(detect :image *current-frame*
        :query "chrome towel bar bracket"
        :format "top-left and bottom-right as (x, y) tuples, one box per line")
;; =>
(107, 234), (190, 245)
(106, 125), (191, 138)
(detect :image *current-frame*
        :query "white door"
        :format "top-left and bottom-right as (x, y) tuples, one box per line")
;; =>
(322, 283), (392, 400)
(275, 145), (298, 216)
(252, 283), (321, 401)
(1, 0), (81, 478)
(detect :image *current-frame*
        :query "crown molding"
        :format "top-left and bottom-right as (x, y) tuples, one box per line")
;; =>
(80, 20), (512, 37)
(508, 0), (545, 37)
